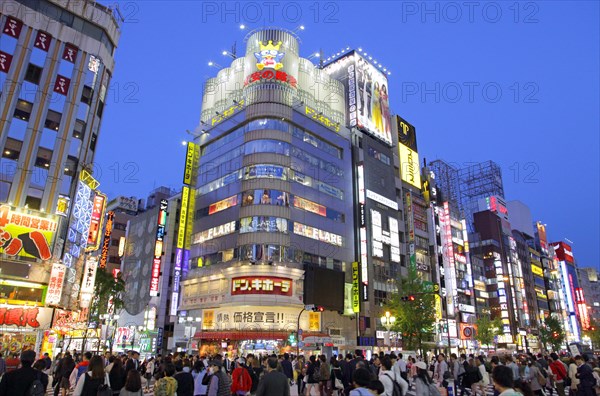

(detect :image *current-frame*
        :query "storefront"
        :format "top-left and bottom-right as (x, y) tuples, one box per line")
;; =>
(0, 306), (53, 356)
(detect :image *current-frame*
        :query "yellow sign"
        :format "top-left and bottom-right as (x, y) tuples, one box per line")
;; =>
(177, 186), (189, 249)
(185, 188), (195, 250)
(531, 264), (544, 277)
(79, 169), (100, 190)
(398, 144), (422, 189)
(211, 99), (245, 126)
(202, 309), (215, 330)
(352, 262), (360, 313)
(305, 106), (341, 132)
(183, 142), (199, 186)
(308, 312), (321, 331)
(0, 205), (58, 260)
(435, 294), (443, 320)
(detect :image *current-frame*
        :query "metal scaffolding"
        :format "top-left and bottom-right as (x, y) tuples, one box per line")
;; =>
(428, 159), (462, 214)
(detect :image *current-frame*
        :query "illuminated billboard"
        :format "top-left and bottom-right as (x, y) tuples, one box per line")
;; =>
(324, 51), (392, 145)
(398, 144), (421, 189)
(86, 193), (106, 251)
(396, 115), (418, 151)
(0, 205), (58, 260)
(150, 199), (168, 297)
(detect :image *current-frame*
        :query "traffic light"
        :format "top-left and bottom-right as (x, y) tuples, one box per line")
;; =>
(400, 295), (416, 301)
(311, 306), (325, 312)
(288, 332), (296, 343)
(552, 331), (559, 339)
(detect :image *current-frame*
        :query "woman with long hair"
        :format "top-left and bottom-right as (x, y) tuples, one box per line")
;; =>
(191, 360), (207, 396)
(109, 357), (127, 396)
(57, 353), (76, 396)
(73, 356), (108, 396)
(371, 81), (383, 132)
(526, 359), (545, 396)
(120, 370), (143, 396)
(414, 361), (434, 396)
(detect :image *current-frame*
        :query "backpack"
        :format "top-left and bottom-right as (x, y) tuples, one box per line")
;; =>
(312, 364), (322, 382)
(27, 371), (45, 396)
(384, 373), (404, 396)
(536, 368), (547, 387)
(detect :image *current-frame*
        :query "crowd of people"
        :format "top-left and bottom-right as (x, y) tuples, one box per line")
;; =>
(0, 349), (598, 396)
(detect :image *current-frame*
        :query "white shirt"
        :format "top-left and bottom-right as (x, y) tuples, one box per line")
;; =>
(396, 358), (407, 372)
(379, 369), (408, 396)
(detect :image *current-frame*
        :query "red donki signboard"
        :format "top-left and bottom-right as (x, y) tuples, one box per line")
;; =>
(0, 51), (13, 73)
(231, 276), (293, 296)
(34, 31), (52, 51)
(3, 18), (23, 38)
(62, 44), (78, 63)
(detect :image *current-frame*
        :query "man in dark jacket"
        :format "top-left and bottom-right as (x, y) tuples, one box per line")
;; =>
(280, 353), (294, 385)
(125, 351), (140, 375)
(256, 357), (290, 396)
(0, 350), (49, 396)
(575, 355), (596, 396)
(173, 360), (194, 396)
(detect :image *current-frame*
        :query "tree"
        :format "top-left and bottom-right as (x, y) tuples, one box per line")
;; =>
(386, 267), (436, 357)
(81, 269), (125, 353)
(538, 316), (566, 352)
(475, 315), (503, 351)
(582, 320), (600, 350)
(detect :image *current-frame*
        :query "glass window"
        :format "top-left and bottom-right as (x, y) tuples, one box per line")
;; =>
(239, 217), (288, 234)
(244, 164), (287, 180)
(367, 146), (391, 165)
(242, 189), (290, 207)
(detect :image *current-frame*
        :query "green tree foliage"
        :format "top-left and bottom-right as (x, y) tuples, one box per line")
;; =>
(475, 315), (503, 350)
(386, 267), (436, 356)
(538, 316), (566, 352)
(90, 269), (125, 324)
(583, 320), (600, 350)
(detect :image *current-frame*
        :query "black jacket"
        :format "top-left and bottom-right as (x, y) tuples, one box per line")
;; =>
(109, 366), (126, 392)
(256, 370), (290, 396)
(173, 372), (194, 396)
(0, 367), (49, 396)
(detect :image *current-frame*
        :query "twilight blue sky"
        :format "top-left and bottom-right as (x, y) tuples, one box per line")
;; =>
(95, 1), (599, 269)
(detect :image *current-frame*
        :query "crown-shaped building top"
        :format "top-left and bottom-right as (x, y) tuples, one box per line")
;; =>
(259, 40), (282, 51)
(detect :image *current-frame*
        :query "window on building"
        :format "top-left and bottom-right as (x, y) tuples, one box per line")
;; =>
(24, 64), (43, 85)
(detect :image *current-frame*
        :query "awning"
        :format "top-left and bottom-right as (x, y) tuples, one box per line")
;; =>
(194, 330), (328, 341)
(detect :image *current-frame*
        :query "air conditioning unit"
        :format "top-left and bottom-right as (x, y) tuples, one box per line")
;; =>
(329, 328), (342, 337)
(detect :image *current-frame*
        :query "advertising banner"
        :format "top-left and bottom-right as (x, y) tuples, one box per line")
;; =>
(202, 306), (318, 332)
(351, 262), (360, 313)
(177, 187), (189, 249)
(324, 51), (392, 145)
(396, 116), (418, 151)
(46, 263), (67, 305)
(399, 144), (422, 189)
(0, 205), (58, 260)
(86, 193), (106, 251)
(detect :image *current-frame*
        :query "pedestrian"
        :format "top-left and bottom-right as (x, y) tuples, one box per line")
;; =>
(492, 365), (521, 396)
(349, 367), (376, 395)
(57, 353), (76, 396)
(281, 353), (294, 386)
(305, 355), (319, 396)
(318, 355), (332, 396)
(72, 355), (108, 396)
(379, 356), (408, 396)
(205, 359), (231, 396)
(4, 354), (20, 373)
(414, 361), (435, 396)
(120, 370), (143, 396)
(526, 359), (545, 396)
(71, 352), (92, 387)
(255, 357), (290, 396)
(0, 350), (49, 396)
(144, 358), (155, 391)
(549, 353), (567, 396)
(230, 358), (252, 396)
(575, 355), (595, 396)
(173, 360), (194, 396)
(477, 356), (490, 396)
(154, 363), (177, 396)
(191, 360), (207, 396)
(109, 357), (127, 396)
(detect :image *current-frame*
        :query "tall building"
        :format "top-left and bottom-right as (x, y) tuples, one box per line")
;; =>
(179, 29), (356, 356)
(552, 241), (588, 341)
(0, 0), (120, 355)
(577, 267), (600, 326)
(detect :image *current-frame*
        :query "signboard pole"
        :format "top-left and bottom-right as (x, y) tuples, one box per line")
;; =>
(296, 308), (306, 357)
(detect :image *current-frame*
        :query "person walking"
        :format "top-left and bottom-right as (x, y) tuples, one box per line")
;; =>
(191, 361), (207, 396)
(230, 358), (252, 396)
(173, 360), (194, 396)
(549, 353), (567, 396)
(575, 355), (596, 396)
(144, 358), (155, 392)
(72, 355), (108, 396)
(492, 365), (522, 396)
(0, 350), (49, 396)
(526, 359), (545, 396)
(256, 357), (290, 396)
(120, 370), (144, 396)
(205, 360), (231, 396)
(154, 363), (177, 396)
(109, 357), (127, 396)
(56, 353), (76, 396)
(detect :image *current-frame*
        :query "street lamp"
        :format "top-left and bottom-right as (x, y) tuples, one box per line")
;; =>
(380, 311), (396, 350)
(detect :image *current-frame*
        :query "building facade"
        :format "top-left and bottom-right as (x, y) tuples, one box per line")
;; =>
(0, 0), (120, 355)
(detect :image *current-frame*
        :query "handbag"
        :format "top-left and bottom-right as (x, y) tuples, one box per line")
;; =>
(334, 376), (343, 390)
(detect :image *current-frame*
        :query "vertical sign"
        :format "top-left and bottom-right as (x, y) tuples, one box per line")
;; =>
(405, 191), (416, 270)
(99, 211), (115, 268)
(170, 248), (183, 316)
(150, 200), (168, 297)
(46, 263), (66, 305)
(87, 193), (106, 251)
(357, 164), (368, 301)
(80, 256), (98, 308)
(351, 262), (360, 313)
(177, 187), (189, 249)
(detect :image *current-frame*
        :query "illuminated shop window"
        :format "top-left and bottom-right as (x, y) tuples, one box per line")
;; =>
(239, 217), (288, 234)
